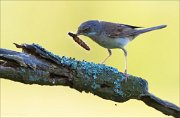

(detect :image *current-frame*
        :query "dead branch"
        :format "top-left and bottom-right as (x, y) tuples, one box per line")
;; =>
(0, 43), (179, 118)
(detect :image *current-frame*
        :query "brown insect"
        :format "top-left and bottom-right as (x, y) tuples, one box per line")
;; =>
(68, 32), (90, 51)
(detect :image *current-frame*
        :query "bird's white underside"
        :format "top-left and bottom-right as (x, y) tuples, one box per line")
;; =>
(89, 34), (131, 49)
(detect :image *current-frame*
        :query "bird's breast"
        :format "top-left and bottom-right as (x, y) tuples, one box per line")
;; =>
(89, 35), (131, 49)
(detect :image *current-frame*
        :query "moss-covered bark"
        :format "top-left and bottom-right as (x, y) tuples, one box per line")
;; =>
(0, 43), (179, 118)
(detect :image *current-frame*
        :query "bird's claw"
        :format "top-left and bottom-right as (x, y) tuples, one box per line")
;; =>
(123, 70), (129, 83)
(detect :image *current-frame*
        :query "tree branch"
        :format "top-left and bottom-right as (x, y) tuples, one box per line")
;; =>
(0, 43), (179, 118)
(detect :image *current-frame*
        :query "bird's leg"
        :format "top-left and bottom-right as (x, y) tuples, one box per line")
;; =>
(121, 48), (129, 80)
(101, 49), (112, 64)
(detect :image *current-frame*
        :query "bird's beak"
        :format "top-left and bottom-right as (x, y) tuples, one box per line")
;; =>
(76, 30), (83, 36)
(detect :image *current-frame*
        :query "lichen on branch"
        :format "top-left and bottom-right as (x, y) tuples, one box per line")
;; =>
(0, 43), (179, 118)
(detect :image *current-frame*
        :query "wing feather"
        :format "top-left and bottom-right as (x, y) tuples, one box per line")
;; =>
(100, 21), (140, 38)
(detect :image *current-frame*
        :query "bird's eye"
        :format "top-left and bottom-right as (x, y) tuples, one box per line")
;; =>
(83, 27), (91, 32)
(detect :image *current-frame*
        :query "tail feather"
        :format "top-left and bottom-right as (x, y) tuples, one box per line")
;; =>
(133, 25), (167, 35)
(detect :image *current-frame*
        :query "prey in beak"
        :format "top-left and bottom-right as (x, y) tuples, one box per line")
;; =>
(68, 32), (90, 51)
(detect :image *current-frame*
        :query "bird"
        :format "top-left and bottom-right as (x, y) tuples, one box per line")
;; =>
(76, 20), (167, 78)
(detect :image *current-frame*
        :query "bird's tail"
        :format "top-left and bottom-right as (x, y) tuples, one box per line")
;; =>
(132, 25), (167, 35)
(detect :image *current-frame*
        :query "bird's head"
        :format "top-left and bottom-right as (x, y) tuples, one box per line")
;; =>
(76, 20), (101, 37)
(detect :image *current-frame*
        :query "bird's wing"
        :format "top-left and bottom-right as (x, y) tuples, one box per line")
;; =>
(100, 21), (140, 38)
(122, 24), (142, 29)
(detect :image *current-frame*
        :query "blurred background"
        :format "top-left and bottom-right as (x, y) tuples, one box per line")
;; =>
(0, 1), (179, 117)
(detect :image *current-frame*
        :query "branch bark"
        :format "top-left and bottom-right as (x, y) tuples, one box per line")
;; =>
(0, 43), (179, 118)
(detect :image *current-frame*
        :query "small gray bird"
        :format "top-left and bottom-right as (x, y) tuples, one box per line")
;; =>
(76, 20), (166, 77)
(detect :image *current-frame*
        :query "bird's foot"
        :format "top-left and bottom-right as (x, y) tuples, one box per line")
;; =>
(101, 60), (105, 64)
(123, 70), (129, 83)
